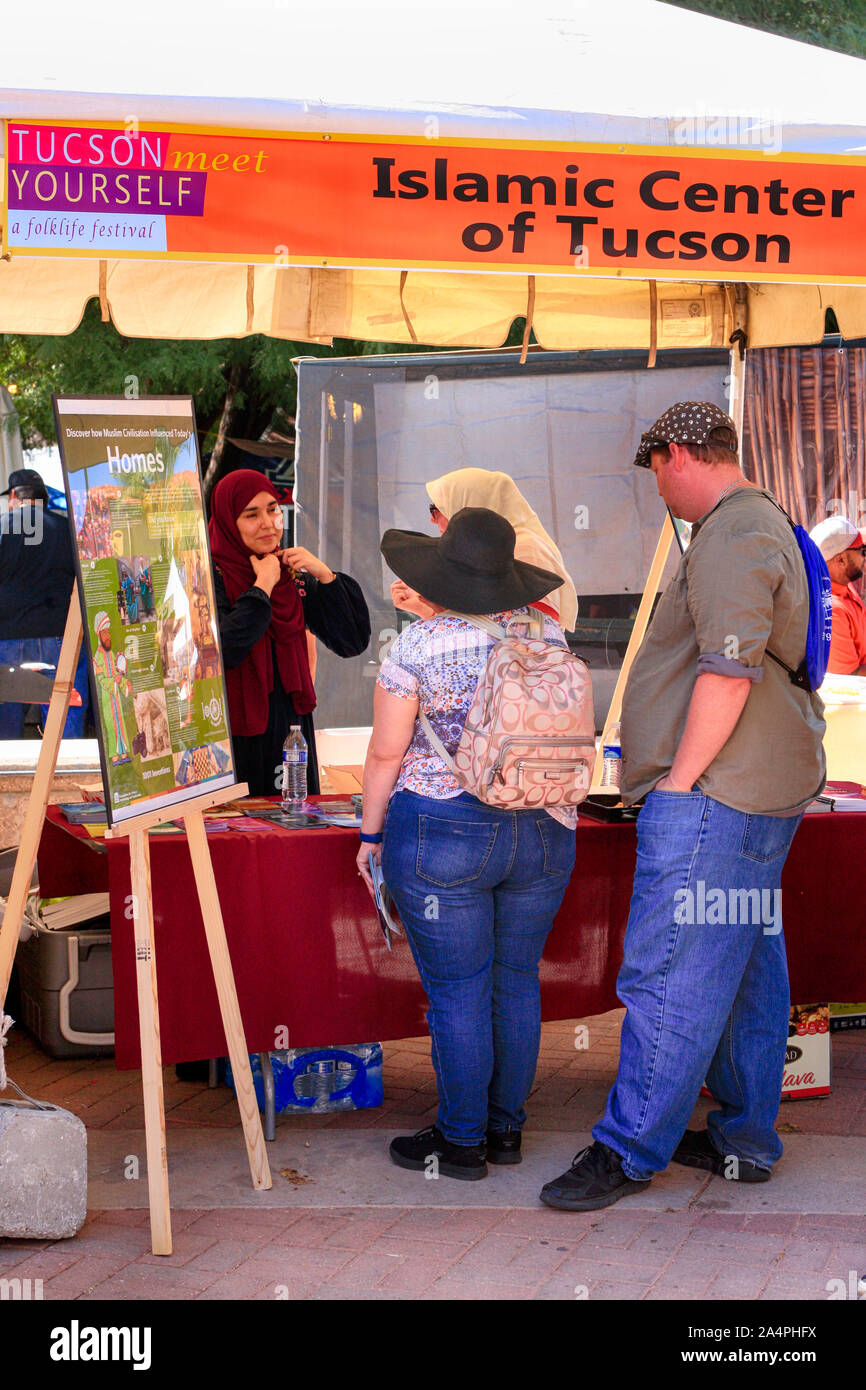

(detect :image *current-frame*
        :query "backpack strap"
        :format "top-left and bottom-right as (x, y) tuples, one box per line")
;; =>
(706, 490), (813, 691)
(760, 496), (823, 691)
(440, 609), (546, 641)
(418, 709), (456, 769)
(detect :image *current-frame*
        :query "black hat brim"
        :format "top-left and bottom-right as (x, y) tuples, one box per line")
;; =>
(381, 528), (563, 614)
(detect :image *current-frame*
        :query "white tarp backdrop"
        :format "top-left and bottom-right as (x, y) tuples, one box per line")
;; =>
(296, 349), (729, 727)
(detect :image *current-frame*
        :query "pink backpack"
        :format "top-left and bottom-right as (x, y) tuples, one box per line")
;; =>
(419, 612), (595, 810)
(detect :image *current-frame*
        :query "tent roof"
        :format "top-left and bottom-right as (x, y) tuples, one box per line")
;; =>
(2, 0), (866, 348)
(3, 0), (866, 150)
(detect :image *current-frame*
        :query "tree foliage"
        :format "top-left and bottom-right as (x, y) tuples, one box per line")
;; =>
(0, 301), (442, 465)
(663, 0), (866, 58)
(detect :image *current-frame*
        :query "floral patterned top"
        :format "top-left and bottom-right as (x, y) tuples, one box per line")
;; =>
(377, 609), (577, 824)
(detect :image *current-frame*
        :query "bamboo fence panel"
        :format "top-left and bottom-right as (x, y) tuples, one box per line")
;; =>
(742, 346), (866, 529)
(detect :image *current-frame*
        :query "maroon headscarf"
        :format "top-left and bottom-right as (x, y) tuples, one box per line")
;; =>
(209, 470), (315, 736)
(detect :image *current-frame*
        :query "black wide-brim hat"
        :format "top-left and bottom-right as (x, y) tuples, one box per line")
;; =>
(381, 506), (562, 613)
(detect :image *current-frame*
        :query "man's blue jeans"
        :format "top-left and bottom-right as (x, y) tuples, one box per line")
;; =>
(0, 638), (91, 739)
(593, 789), (802, 1180)
(383, 790), (576, 1146)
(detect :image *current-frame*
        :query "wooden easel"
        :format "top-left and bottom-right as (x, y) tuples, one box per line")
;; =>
(0, 596), (272, 1256)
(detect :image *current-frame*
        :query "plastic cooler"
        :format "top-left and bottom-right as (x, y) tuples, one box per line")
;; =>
(227, 1044), (383, 1115)
(15, 920), (114, 1059)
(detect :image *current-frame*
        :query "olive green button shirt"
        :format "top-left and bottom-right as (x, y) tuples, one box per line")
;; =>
(620, 486), (826, 816)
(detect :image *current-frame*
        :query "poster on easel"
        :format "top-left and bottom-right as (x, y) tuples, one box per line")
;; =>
(54, 395), (235, 825)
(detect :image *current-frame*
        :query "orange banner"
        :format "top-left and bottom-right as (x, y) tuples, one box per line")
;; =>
(5, 121), (866, 283)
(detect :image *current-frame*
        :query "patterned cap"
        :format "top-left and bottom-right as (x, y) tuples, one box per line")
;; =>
(93, 611), (111, 635)
(633, 401), (738, 468)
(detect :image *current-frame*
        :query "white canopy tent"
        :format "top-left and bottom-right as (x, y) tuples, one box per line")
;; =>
(0, 0), (865, 350)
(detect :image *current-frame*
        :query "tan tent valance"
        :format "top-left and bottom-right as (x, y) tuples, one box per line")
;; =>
(0, 257), (861, 350)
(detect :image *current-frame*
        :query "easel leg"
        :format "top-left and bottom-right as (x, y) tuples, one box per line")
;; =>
(184, 810), (272, 1190)
(0, 597), (82, 1006)
(129, 827), (172, 1256)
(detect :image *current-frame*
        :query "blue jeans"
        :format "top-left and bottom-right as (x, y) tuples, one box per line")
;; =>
(593, 790), (802, 1180)
(383, 790), (576, 1145)
(0, 637), (91, 739)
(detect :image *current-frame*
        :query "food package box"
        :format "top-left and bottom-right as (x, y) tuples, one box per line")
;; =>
(829, 1002), (866, 1032)
(702, 1002), (830, 1103)
(782, 1003), (830, 1100)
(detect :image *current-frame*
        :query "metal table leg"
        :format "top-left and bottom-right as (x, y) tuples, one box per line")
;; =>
(258, 1052), (276, 1142)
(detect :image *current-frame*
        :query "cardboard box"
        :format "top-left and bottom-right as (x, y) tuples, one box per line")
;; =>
(702, 1001), (831, 1103)
(320, 765), (363, 794)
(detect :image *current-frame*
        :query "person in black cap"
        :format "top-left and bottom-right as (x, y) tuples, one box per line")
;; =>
(0, 468), (90, 737)
(540, 402), (825, 1211)
(356, 506), (578, 1181)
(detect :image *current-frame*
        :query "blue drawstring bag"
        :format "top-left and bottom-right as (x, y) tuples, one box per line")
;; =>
(766, 509), (832, 694)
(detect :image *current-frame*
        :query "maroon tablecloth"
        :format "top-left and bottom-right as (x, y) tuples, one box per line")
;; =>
(37, 804), (866, 1069)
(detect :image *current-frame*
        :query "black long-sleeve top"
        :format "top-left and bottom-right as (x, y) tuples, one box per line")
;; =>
(213, 567), (370, 797)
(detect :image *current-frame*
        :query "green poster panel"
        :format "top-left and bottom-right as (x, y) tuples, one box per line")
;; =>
(54, 395), (235, 826)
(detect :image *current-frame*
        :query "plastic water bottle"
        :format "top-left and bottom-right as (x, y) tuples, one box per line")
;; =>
(601, 721), (622, 788)
(281, 726), (308, 812)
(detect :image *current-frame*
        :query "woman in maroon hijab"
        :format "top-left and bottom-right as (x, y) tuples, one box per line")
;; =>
(209, 470), (370, 796)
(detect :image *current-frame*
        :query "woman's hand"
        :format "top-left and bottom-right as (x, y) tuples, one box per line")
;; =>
(390, 580), (438, 620)
(250, 552), (281, 596)
(278, 546), (335, 584)
(356, 840), (382, 897)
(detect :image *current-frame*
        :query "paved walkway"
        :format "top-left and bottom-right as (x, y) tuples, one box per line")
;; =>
(2, 1013), (865, 1300)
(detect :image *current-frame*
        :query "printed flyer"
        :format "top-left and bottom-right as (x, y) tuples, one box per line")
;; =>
(54, 396), (235, 824)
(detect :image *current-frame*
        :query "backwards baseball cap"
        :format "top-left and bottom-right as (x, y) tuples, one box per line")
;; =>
(1, 468), (49, 500)
(809, 515), (865, 561)
(633, 401), (739, 468)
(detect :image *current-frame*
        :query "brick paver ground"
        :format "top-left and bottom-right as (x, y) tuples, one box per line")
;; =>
(3, 1013), (865, 1301)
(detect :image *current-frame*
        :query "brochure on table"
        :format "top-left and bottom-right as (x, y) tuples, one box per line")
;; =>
(54, 395), (235, 826)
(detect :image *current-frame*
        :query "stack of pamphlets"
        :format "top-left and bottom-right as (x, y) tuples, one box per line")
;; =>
(305, 800), (362, 828)
(59, 803), (108, 825)
(808, 780), (866, 813)
(35, 893), (111, 929)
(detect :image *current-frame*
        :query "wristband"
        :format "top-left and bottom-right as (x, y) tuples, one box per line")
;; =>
(359, 831), (383, 844)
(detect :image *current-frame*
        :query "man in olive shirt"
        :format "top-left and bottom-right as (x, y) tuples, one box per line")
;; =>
(542, 403), (825, 1211)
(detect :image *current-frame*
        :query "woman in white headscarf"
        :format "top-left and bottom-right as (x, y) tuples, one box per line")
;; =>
(390, 468), (578, 632)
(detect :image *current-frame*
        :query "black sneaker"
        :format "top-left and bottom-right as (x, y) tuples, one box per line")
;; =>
(540, 1140), (651, 1211)
(486, 1129), (522, 1165)
(672, 1129), (771, 1183)
(389, 1126), (488, 1181)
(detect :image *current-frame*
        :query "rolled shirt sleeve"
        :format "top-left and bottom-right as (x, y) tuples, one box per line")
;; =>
(685, 529), (783, 682)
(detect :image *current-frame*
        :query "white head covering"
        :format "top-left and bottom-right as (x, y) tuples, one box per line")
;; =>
(426, 468), (578, 631)
(93, 610), (111, 636)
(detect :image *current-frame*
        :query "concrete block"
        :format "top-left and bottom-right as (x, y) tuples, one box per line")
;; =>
(0, 1099), (87, 1239)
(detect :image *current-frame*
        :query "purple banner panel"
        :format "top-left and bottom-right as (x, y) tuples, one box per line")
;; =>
(7, 165), (206, 217)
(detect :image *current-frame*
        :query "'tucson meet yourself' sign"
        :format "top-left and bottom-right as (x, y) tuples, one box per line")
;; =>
(3, 120), (865, 284)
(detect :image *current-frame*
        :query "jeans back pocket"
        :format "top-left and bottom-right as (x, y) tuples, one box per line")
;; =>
(740, 813), (801, 864)
(416, 815), (499, 887)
